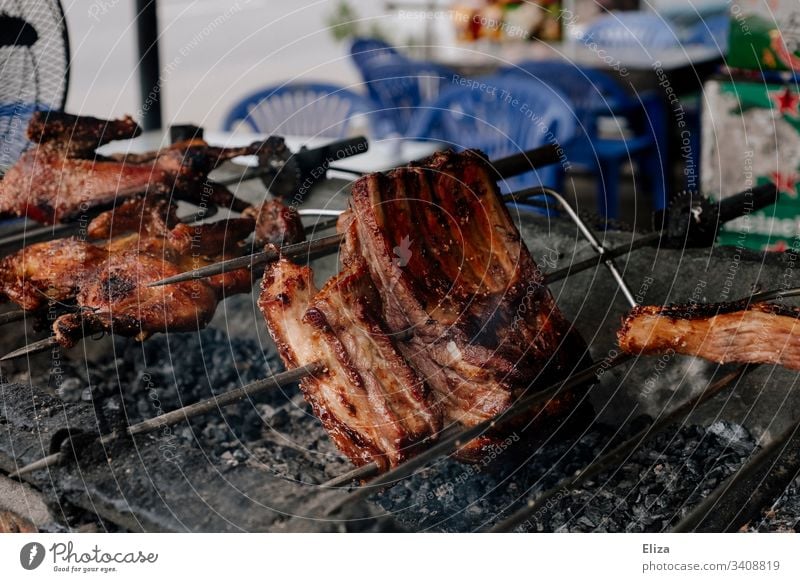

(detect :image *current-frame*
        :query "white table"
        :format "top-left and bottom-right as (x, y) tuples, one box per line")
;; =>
(99, 131), (441, 175)
(427, 40), (723, 75)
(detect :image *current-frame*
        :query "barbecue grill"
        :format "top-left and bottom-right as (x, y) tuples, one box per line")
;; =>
(1, 135), (799, 534)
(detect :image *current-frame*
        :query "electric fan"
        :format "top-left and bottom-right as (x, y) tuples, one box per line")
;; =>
(0, 0), (70, 171)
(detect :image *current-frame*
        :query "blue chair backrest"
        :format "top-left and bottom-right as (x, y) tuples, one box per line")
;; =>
(499, 61), (632, 130)
(350, 37), (406, 71)
(583, 12), (679, 49)
(358, 60), (456, 135)
(408, 75), (575, 190)
(686, 13), (730, 51)
(222, 82), (381, 138)
(0, 102), (41, 170)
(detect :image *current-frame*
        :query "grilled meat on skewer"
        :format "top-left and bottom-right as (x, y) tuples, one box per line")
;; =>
(259, 258), (442, 471)
(618, 300), (800, 370)
(257, 150), (586, 470)
(27, 111), (142, 157)
(243, 199), (305, 247)
(0, 197), (263, 347)
(341, 149), (587, 459)
(0, 111), (260, 224)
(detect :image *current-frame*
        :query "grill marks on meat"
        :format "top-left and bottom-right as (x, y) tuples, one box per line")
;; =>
(259, 259), (441, 470)
(345, 150), (586, 457)
(0, 112), (260, 224)
(0, 198), (255, 347)
(618, 300), (800, 370)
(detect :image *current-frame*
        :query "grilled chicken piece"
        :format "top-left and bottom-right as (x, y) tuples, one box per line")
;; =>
(618, 300), (800, 370)
(0, 199), (256, 347)
(26, 111), (141, 157)
(0, 111), (259, 224)
(344, 149), (587, 459)
(259, 258), (441, 470)
(243, 199), (306, 247)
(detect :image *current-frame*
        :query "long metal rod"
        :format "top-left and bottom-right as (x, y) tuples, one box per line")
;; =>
(8, 363), (322, 478)
(0, 204), (219, 257)
(318, 463), (382, 489)
(536, 188), (637, 307)
(490, 365), (752, 532)
(147, 186), (652, 288)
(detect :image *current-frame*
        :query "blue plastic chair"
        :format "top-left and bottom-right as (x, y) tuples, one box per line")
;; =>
(583, 12), (680, 49)
(222, 82), (389, 138)
(0, 102), (40, 170)
(500, 61), (668, 218)
(357, 60), (456, 136)
(350, 37), (407, 71)
(408, 75), (576, 196)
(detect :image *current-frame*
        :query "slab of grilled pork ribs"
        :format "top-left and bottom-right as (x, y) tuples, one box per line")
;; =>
(259, 150), (588, 471)
(0, 197), (304, 348)
(618, 299), (800, 370)
(0, 111), (262, 224)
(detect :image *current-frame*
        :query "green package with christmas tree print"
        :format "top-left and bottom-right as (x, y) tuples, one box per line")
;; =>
(702, 77), (800, 251)
(727, 0), (800, 72)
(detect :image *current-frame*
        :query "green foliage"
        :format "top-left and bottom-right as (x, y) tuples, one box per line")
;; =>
(325, 0), (385, 42)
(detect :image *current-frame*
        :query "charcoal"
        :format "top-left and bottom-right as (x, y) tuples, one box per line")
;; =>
(371, 422), (765, 532)
(750, 474), (800, 532)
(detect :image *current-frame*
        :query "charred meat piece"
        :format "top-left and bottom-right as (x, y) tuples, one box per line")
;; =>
(26, 111), (141, 157)
(243, 199), (306, 247)
(618, 300), (800, 370)
(259, 258), (441, 470)
(0, 111), (260, 224)
(344, 149), (586, 458)
(0, 201), (255, 347)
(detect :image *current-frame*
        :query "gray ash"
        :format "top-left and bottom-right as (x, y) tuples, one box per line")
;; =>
(373, 420), (760, 532)
(750, 476), (800, 533)
(11, 326), (800, 532)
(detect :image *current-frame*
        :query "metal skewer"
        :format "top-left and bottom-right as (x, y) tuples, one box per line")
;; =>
(8, 362), (322, 478)
(0, 204), (220, 257)
(0, 310), (27, 325)
(318, 463), (382, 489)
(0, 336), (59, 362)
(144, 187), (585, 288)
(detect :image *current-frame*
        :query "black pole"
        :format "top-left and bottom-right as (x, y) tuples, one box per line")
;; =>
(135, 0), (162, 130)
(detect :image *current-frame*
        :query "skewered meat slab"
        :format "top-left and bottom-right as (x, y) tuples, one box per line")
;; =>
(0, 198), (256, 347)
(259, 258), (442, 471)
(0, 111), (259, 224)
(618, 300), (800, 370)
(342, 149), (587, 458)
